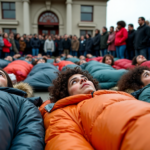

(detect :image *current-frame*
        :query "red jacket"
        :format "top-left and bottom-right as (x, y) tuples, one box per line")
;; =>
(115, 28), (128, 46)
(2, 38), (12, 53)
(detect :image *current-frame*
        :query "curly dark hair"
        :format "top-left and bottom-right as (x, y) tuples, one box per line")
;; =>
(117, 21), (126, 28)
(132, 56), (138, 65)
(49, 67), (100, 103)
(102, 54), (114, 66)
(118, 66), (150, 91)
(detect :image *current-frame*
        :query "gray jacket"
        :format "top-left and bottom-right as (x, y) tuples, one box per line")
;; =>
(0, 36), (4, 50)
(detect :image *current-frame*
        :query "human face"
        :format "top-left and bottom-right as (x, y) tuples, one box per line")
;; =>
(136, 55), (147, 65)
(128, 25), (133, 31)
(68, 74), (96, 96)
(37, 59), (45, 64)
(117, 25), (121, 30)
(105, 56), (112, 65)
(0, 70), (7, 87)
(20, 37), (24, 41)
(141, 70), (150, 87)
(110, 27), (114, 33)
(102, 28), (106, 33)
(95, 30), (98, 34)
(138, 18), (144, 26)
(81, 36), (84, 41)
(80, 60), (86, 65)
(86, 34), (89, 39)
(49, 36), (52, 40)
(4, 33), (8, 38)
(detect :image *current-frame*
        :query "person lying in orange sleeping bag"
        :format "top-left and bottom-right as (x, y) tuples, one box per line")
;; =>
(4, 60), (33, 82)
(40, 67), (150, 150)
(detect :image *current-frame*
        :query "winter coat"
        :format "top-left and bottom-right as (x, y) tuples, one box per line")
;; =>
(44, 39), (54, 53)
(39, 39), (45, 53)
(100, 32), (109, 49)
(0, 36), (4, 50)
(134, 24), (150, 50)
(25, 39), (32, 52)
(71, 40), (79, 51)
(9, 38), (19, 54)
(113, 59), (135, 70)
(2, 38), (12, 53)
(131, 84), (150, 103)
(85, 38), (93, 53)
(107, 32), (116, 51)
(30, 38), (41, 49)
(24, 63), (59, 90)
(62, 38), (71, 50)
(57, 39), (63, 51)
(93, 33), (101, 51)
(15, 39), (20, 51)
(39, 90), (150, 150)
(0, 87), (45, 150)
(4, 60), (33, 81)
(19, 40), (26, 52)
(126, 29), (136, 50)
(79, 40), (86, 51)
(115, 27), (128, 46)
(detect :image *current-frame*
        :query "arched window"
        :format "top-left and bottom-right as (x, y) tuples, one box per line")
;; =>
(38, 12), (59, 25)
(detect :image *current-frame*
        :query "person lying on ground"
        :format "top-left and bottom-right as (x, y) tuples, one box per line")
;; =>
(32, 58), (47, 66)
(102, 54), (114, 66)
(40, 67), (150, 150)
(5, 56), (13, 62)
(118, 66), (150, 102)
(0, 69), (45, 150)
(75, 59), (87, 65)
(79, 55), (86, 60)
(24, 55), (33, 63)
(132, 55), (147, 66)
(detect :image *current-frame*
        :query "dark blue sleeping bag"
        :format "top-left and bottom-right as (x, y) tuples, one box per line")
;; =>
(24, 63), (59, 90)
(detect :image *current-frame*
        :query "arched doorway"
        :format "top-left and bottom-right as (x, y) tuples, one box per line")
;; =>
(38, 11), (59, 35)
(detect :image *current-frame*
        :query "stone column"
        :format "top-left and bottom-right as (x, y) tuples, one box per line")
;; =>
(23, 0), (30, 34)
(66, 0), (72, 35)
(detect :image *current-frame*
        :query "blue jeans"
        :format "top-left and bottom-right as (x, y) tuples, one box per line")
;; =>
(147, 47), (150, 60)
(109, 51), (116, 57)
(94, 50), (100, 57)
(5, 52), (10, 57)
(32, 48), (39, 56)
(47, 51), (53, 56)
(59, 51), (63, 56)
(100, 49), (107, 56)
(72, 51), (78, 57)
(10, 51), (14, 57)
(135, 48), (147, 59)
(116, 45), (126, 59)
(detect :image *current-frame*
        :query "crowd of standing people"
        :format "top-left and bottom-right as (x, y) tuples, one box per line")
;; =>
(0, 16), (150, 60)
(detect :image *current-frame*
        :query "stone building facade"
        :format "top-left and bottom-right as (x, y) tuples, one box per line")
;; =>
(0, 0), (108, 37)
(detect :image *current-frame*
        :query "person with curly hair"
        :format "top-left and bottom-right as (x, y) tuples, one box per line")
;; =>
(39, 67), (150, 150)
(118, 66), (150, 102)
(102, 54), (114, 66)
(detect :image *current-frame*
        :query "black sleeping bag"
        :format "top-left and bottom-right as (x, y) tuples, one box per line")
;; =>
(0, 59), (11, 68)
(24, 63), (59, 90)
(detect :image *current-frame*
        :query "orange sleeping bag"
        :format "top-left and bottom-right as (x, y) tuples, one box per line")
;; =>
(40, 90), (150, 150)
(4, 60), (33, 81)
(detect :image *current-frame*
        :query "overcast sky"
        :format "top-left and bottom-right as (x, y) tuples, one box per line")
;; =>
(107, 0), (150, 30)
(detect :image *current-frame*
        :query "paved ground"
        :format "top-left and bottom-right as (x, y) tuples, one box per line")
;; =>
(34, 92), (49, 102)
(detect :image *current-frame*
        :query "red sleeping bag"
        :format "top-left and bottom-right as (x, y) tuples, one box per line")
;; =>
(53, 61), (74, 71)
(141, 61), (150, 68)
(4, 60), (33, 81)
(86, 57), (103, 62)
(113, 59), (135, 70)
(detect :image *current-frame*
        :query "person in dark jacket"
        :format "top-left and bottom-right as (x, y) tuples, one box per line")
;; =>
(62, 34), (71, 56)
(79, 35), (86, 57)
(134, 17), (150, 58)
(57, 35), (63, 56)
(25, 35), (32, 55)
(126, 24), (136, 60)
(14, 33), (20, 53)
(0, 69), (45, 150)
(85, 34), (93, 55)
(100, 27), (109, 56)
(30, 34), (41, 56)
(0, 30), (4, 58)
(93, 29), (101, 57)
